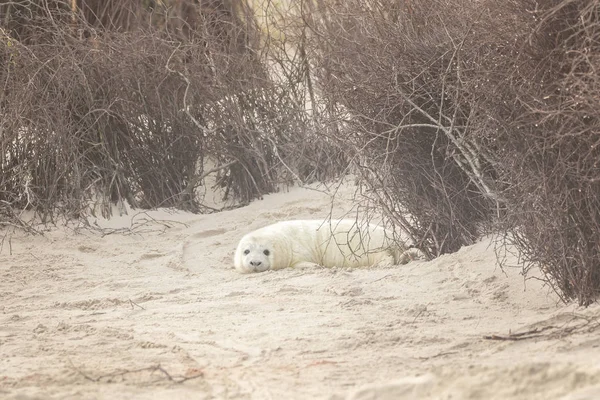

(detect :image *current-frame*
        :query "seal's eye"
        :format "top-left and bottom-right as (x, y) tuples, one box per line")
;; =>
(243, 249), (250, 255)
(263, 249), (270, 256)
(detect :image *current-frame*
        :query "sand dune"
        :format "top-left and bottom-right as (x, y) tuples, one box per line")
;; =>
(2, 182), (600, 399)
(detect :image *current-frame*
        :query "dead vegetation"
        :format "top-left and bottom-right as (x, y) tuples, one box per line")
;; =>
(302, 0), (600, 305)
(2, 0), (600, 304)
(0, 0), (342, 226)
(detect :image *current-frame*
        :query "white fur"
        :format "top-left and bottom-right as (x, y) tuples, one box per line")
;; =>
(234, 219), (409, 273)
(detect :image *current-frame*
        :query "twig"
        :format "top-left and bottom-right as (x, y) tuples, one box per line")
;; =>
(415, 351), (458, 360)
(97, 211), (188, 237)
(70, 360), (203, 384)
(411, 303), (432, 324)
(371, 274), (392, 283)
(483, 326), (555, 341)
(183, 160), (238, 200)
(129, 299), (145, 310)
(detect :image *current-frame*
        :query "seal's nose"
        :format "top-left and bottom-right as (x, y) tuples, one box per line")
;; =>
(250, 261), (262, 267)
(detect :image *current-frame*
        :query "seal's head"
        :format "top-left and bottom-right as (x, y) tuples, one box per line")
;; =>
(234, 237), (273, 273)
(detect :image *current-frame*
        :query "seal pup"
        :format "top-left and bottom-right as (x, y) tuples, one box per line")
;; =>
(234, 219), (410, 273)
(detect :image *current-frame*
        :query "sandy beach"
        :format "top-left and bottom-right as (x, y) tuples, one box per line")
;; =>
(2, 182), (600, 399)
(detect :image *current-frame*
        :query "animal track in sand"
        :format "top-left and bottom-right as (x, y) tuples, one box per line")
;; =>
(137, 341), (168, 349)
(138, 252), (168, 260)
(77, 245), (97, 253)
(325, 286), (364, 297)
(192, 228), (227, 239)
(53, 298), (128, 310)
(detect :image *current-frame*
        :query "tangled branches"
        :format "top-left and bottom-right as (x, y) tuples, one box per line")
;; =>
(306, 0), (600, 304)
(0, 0), (341, 226)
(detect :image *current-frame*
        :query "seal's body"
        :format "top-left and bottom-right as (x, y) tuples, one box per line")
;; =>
(234, 219), (408, 273)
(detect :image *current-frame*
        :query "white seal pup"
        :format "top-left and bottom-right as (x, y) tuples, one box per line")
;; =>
(234, 219), (410, 273)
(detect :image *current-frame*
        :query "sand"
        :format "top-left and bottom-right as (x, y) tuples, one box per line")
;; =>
(2, 181), (600, 400)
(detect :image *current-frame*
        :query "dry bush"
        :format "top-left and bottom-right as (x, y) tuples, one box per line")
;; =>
(0, 0), (339, 226)
(306, 0), (600, 304)
(0, 17), (204, 220)
(305, 0), (504, 258)
(435, 0), (600, 304)
(199, 86), (345, 203)
(493, 0), (600, 305)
